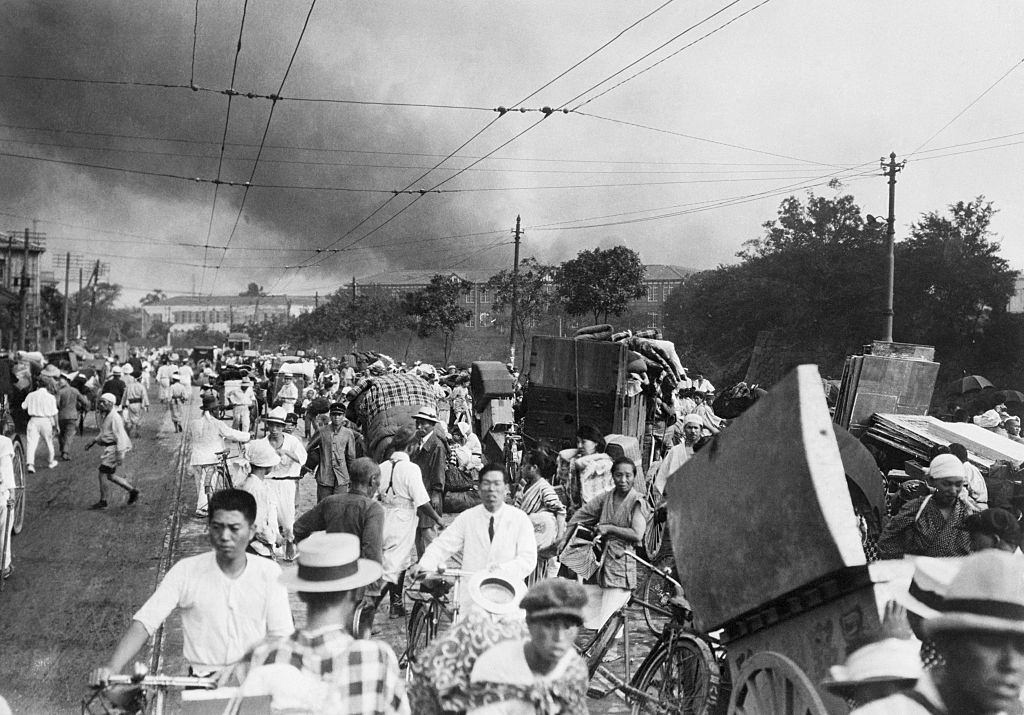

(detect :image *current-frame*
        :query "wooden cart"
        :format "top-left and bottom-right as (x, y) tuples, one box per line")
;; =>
(666, 364), (911, 714)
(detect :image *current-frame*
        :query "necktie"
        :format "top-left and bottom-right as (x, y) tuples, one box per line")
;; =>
(488, 516), (495, 542)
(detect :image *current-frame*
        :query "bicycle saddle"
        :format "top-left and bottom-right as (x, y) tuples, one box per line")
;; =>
(419, 577), (454, 599)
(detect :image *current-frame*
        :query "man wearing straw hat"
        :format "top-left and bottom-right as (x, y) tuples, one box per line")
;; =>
(853, 550), (1024, 713)
(240, 532), (409, 714)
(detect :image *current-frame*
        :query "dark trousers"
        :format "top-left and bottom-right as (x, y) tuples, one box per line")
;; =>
(58, 419), (77, 457)
(316, 482), (345, 503)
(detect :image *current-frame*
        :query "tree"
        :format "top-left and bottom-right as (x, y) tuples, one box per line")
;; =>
(140, 288), (166, 306)
(664, 190), (1018, 387)
(555, 246), (646, 324)
(893, 197), (1017, 379)
(341, 294), (398, 345)
(486, 257), (557, 346)
(239, 282), (266, 297)
(401, 274), (472, 363)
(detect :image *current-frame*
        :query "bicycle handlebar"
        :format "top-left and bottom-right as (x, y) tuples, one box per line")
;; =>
(102, 674), (217, 690)
(625, 551), (684, 592)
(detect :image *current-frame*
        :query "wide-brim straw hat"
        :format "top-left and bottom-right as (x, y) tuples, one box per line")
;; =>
(280, 532), (382, 593)
(466, 570), (526, 616)
(264, 406), (289, 424)
(894, 556), (965, 619)
(412, 408), (439, 423)
(247, 439), (281, 469)
(821, 638), (921, 696)
(923, 550), (1024, 636)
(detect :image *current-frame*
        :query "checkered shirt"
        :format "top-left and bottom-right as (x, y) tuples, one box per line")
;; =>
(246, 627), (410, 715)
(349, 373), (435, 423)
(876, 494), (972, 559)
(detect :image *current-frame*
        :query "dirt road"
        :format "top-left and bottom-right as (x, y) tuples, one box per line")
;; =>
(0, 395), (188, 713)
(1, 390), (652, 714)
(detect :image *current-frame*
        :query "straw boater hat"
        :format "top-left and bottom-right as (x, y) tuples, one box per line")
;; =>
(412, 407), (439, 423)
(201, 393), (218, 411)
(122, 364), (134, 376)
(923, 550), (1024, 636)
(264, 406), (289, 424)
(41, 364), (61, 378)
(281, 532), (382, 593)
(821, 638), (922, 697)
(99, 393), (118, 405)
(465, 570), (526, 616)
(247, 440), (281, 469)
(896, 556), (965, 619)
(111, 366), (122, 375)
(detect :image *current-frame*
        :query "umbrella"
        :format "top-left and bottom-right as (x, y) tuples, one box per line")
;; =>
(947, 375), (994, 395)
(996, 389), (1024, 404)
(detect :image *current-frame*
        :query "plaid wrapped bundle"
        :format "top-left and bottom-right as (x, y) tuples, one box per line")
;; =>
(349, 373), (435, 423)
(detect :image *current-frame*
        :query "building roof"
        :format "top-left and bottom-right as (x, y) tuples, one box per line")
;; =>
(643, 264), (696, 281)
(154, 294), (318, 307)
(359, 264), (694, 287)
(358, 269), (499, 286)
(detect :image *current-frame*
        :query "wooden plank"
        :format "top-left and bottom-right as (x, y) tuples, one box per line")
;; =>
(868, 341), (935, 361)
(666, 365), (865, 631)
(528, 336), (624, 393)
(847, 355), (938, 428)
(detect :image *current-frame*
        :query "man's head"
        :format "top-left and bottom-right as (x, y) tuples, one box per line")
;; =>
(247, 439), (280, 478)
(329, 402), (347, 428)
(412, 408), (439, 439)
(264, 406), (288, 436)
(207, 489), (257, 559)
(1006, 416), (1022, 436)
(924, 551), (1024, 713)
(389, 426), (418, 455)
(286, 533), (383, 620)
(964, 508), (1022, 553)
(478, 463), (509, 512)
(927, 453), (966, 506)
(521, 578), (587, 670)
(98, 393), (118, 413)
(681, 414), (703, 445)
(349, 457), (381, 496)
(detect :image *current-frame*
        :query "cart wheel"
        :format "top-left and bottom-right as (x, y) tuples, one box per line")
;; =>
(727, 652), (828, 715)
(12, 437), (26, 535)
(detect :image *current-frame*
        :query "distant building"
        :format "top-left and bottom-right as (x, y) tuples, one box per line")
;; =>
(0, 229), (56, 349)
(1009, 275), (1024, 313)
(141, 294), (317, 334)
(356, 263), (694, 330)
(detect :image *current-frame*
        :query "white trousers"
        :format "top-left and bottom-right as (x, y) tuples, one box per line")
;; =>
(267, 479), (297, 541)
(1, 499), (12, 569)
(26, 417), (55, 467)
(231, 405), (250, 434)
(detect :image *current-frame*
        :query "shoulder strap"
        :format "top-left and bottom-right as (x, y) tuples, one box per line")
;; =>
(903, 690), (945, 715)
(383, 457), (400, 494)
(914, 494), (933, 522)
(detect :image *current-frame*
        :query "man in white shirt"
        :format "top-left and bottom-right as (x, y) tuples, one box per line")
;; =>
(22, 379), (59, 473)
(262, 406), (307, 561)
(188, 393), (251, 517)
(276, 374), (299, 415)
(89, 489), (293, 685)
(0, 434), (17, 579)
(412, 463), (536, 610)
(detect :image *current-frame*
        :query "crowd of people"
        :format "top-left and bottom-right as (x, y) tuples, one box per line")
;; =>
(7, 340), (1024, 714)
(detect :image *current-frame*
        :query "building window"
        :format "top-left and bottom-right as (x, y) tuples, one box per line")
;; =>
(466, 313), (476, 328)
(466, 290), (475, 304)
(478, 288), (488, 304)
(646, 284), (656, 302)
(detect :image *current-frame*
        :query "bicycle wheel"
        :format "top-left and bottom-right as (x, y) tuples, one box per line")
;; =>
(630, 633), (719, 715)
(11, 437), (25, 535)
(641, 553), (678, 636)
(403, 601), (437, 683)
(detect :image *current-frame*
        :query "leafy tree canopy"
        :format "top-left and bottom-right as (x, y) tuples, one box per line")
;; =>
(239, 282), (266, 297)
(401, 274), (472, 363)
(555, 246), (646, 323)
(486, 257), (557, 343)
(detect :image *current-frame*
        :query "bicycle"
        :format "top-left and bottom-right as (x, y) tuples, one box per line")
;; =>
(82, 663), (216, 715)
(398, 567), (471, 682)
(580, 551), (727, 715)
(199, 449), (237, 513)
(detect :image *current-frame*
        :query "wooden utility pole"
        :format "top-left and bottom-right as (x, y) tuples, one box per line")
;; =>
(880, 152), (905, 342)
(509, 215), (522, 363)
(88, 260), (100, 338)
(18, 229), (29, 349)
(62, 251), (70, 347)
(351, 275), (357, 300)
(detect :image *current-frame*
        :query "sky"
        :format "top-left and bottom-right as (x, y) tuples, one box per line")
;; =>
(1, 1), (1022, 306)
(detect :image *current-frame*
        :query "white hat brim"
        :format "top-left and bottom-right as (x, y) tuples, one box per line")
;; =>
(923, 612), (1024, 637)
(466, 571), (526, 615)
(280, 558), (382, 593)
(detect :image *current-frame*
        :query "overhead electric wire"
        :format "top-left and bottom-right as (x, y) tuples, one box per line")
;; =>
(190, 0), (200, 87)
(569, 0), (776, 111)
(199, 0), (249, 294)
(275, 0), (687, 286)
(0, 120), (852, 167)
(209, 0), (318, 288)
(908, 55), (1024, 157)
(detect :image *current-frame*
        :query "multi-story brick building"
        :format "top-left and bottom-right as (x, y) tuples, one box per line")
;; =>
(140, 294), (318, 334)
(356, 263), (693, 330)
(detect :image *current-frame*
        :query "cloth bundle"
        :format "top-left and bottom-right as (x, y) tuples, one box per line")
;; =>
(573, 324), (613, 341)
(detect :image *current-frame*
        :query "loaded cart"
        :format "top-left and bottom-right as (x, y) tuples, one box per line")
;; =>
(666, 365), (912, 714)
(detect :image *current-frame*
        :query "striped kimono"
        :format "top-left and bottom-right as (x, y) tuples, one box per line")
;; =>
(513, 477), (566, 585)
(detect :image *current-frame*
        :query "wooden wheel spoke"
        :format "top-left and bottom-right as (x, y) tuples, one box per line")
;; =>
(727, 652), (828, 715)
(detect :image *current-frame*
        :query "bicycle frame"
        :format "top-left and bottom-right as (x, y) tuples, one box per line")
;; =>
(83, 672), (216, 715)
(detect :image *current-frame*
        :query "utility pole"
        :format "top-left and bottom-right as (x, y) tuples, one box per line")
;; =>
(880, 152), (905, 343)
(77, 266), (83, 339)
(18, 229), (29, 349)
(508, 215), (522, 364)
(351, 275), (357, 300)
(62, 251), (70, 347)
(89, 260), (100, 338)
